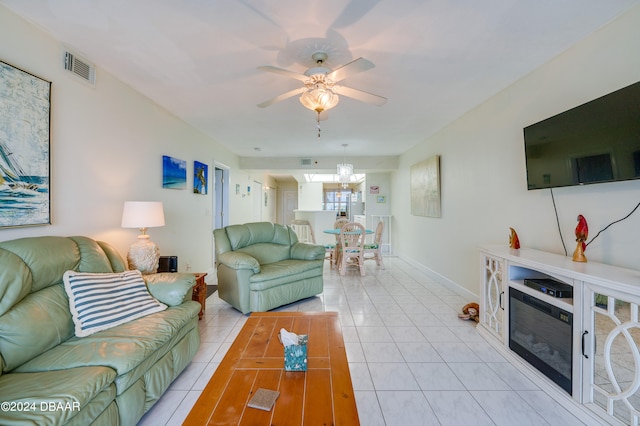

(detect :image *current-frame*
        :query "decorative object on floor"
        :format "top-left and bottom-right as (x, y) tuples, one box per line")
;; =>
(162, 155), (187, 189)
(508, 227), (521, 249)
(121, 201), (165, 273)
(337, 144), (353, 188)
(0, 61), (51, 228)
(457, 302), (480, 322)
(193, 160), (208, 194)
(572, 214), (588, 262)
(257, 51), (386, 138)
(411, 155), (441, 217)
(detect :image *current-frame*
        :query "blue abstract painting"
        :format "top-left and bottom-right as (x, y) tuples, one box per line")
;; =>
(162, 155), (186, 189)
(0, 61), (51, 228)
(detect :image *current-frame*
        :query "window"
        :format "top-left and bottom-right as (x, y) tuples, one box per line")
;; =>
(323, 190), (351, 214)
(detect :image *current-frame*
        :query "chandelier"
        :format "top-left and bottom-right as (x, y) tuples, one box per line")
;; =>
(336, 144), (353, 189)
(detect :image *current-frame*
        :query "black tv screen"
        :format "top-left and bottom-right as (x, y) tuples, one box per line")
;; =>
(524, 81), (640, 190)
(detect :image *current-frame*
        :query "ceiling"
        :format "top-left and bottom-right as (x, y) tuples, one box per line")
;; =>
(2, 0), (639, 165)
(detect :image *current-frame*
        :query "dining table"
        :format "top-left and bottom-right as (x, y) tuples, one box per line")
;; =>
(322, 228), (374, 235)
(323, 228), (374, 267)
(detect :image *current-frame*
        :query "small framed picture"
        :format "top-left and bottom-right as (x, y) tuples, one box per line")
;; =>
(193, 161), (208, 195)
(377, 195), (386, 203)
(370, 185), (380, 194)
(162, 155), (187, 189)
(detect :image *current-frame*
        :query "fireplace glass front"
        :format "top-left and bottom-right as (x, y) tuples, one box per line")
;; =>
(509, 286), (573, 394)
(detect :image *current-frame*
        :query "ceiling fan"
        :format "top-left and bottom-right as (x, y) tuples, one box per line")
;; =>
(257, 51), (387, 119)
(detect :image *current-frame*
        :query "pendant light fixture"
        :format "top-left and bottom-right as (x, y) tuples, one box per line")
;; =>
(337, 144), (353, 189)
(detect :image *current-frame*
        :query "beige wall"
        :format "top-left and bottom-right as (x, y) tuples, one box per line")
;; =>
(4, 4), (640, 295)
(0, 6), (259, 275)
(392, 4), (640, 297)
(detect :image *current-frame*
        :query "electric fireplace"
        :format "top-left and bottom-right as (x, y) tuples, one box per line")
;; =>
(509, 287), (573, 394)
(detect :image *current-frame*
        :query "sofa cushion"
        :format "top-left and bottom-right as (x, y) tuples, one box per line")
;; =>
(249, 259), (324, 291)
(0, 236), (117, 294)
(14, 302), (200, 393)
(0, 248), (32, 316)
(290, 242), (326, 260)
(236, 243), (291, 265)
(0, 284), (75, 372)
(145, 273), (195, 306)
(63, 270), (167, 337)
(225, 222), (291, 250)
(0, 366), (116, 425)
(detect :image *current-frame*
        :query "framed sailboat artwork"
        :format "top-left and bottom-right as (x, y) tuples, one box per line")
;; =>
(0, 61), (51, 228)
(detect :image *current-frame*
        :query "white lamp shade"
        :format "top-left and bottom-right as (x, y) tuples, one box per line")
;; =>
(121, 201), (165, 228)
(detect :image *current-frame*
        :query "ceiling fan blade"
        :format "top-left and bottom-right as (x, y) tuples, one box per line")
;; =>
(257, 87), (306, 108)
(333, 85), (387, 106)
(257, 65), (308, 82)
(326, 57), (375, 82)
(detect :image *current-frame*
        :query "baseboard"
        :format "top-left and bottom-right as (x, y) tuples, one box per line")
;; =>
(397, 251), (478, 301)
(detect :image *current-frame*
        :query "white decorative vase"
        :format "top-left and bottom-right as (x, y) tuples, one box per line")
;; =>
(127, 235), (160, 274)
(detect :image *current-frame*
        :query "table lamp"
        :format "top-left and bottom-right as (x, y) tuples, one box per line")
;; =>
(121, 201), (165, 274)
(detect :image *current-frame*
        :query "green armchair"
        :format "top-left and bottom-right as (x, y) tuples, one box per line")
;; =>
(214, 222), (325, 314)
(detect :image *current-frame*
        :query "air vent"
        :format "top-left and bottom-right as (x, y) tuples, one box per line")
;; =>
(63, 50), (96, 86)
(300, 158), (312, 166)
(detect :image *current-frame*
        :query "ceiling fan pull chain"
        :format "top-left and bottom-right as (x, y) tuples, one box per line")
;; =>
(317, 112), (321, 139)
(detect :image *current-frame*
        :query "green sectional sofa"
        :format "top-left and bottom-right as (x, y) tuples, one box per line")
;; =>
(0, 236), (201, 426)
(214, 222), (325, 314)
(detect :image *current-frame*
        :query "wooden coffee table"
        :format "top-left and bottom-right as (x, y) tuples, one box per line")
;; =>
(184, 312), (359, 425)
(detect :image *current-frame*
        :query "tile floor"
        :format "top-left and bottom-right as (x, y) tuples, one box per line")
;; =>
(139, 257), (590, 426)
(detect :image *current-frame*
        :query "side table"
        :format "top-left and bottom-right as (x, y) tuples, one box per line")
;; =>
(192, 272), (207, 320)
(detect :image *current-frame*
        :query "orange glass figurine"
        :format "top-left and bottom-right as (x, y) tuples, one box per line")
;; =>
(508, 227), (520, 249)
(572, 214), (588, 262)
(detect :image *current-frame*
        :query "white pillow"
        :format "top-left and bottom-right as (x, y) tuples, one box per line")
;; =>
(63, 270), (167, 337)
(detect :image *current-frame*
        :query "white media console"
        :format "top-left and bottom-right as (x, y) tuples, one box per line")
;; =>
(478, 245), (640, 426)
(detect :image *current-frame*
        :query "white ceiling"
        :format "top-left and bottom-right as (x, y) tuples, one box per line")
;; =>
(2, 0), (639, 164)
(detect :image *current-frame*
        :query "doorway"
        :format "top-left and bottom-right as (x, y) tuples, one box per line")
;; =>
(282, 190), (297, 226)
(214, 166), (229, 229)
(252, 180), (262, 221)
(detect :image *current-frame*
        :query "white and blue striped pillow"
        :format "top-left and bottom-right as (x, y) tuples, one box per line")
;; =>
(63, 270), (167, 337)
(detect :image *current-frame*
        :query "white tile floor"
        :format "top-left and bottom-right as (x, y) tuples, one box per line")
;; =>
(138, 257), (589, 426)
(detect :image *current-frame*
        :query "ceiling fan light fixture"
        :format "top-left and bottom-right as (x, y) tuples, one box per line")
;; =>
(299, 76), (339, 113)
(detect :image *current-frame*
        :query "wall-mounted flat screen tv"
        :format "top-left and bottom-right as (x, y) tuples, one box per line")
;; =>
(524, 81), (640, 190)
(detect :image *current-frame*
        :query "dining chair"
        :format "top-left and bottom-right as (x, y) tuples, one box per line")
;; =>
(290, 219), (315, 244)
(334, 217), (349, 228)
(363, 220), (385, 269)
(326, 217), (350, 266)
(338, 222), (366, 276)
